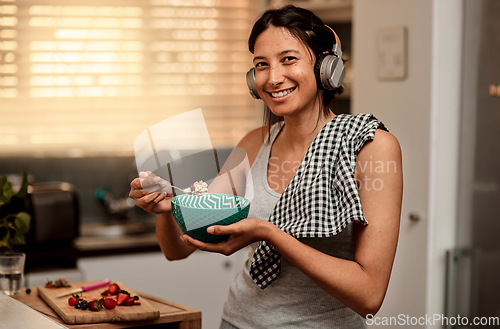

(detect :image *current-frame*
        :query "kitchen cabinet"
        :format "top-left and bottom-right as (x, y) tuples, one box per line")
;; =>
(77, 249), (248, 329)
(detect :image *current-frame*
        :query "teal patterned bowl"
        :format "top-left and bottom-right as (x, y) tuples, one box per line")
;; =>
(171, 193), (251, 243)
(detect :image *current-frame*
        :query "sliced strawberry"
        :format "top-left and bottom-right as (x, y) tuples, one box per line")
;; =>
(103, 298), (117, 309)
(68, 297), (77, 306)
(116, 292), (129, 306)
(134, 300), (141, 305)
(88, 301), (97, 311)
(88, 299), (103, 312)
(54, 279), (71, 288)
(100, 289), (111, 296)
(108, 283), (120, 295)
(122, 296), (135, 306)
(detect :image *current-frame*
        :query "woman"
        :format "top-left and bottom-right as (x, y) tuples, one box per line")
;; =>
(130, 5), (403, 328)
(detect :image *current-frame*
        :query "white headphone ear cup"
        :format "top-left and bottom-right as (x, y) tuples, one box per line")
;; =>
(246, 68), (260, 99)
(330, 56), (345, 89)
(317, 54), (345, 90)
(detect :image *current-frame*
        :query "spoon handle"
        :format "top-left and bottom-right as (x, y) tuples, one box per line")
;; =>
(171, 185), (187, 193)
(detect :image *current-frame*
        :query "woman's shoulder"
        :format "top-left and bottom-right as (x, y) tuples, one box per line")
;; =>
(236, 126), (269, 166)
(332, 113), (390, 152)
(357, 129), (402, 169)
(368, 129), (400, 151)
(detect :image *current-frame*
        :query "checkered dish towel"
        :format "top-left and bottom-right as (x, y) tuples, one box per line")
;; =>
(249, 113), (388, 289)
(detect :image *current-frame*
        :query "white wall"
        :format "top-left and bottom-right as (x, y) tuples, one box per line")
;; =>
(352, 0), (463, 326)
(353, 0), (433, 321)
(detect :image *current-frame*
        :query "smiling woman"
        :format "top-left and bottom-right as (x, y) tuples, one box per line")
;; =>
(0, 0), (259, 157)
(129, 4), (403, 329)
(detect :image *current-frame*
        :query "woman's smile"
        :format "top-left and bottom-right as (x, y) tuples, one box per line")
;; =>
(269, 87), (296, 99)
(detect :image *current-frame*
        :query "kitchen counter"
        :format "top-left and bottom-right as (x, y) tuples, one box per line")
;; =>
(12, 287), (201, 329)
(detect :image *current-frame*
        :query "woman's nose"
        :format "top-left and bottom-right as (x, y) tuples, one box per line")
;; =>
(268, 65), (285, 86)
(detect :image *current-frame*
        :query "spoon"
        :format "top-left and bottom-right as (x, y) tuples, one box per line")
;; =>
(158, 183), (199, 195)
(170, 185), (189, 194)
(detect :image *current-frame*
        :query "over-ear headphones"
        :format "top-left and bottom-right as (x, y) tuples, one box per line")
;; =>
(246, 25), (345, 100)
(314, 42), (345, 91)
(246, 68), (259, 99)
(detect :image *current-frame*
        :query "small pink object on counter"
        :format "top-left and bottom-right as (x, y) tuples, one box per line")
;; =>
(55, 279), (111, 298)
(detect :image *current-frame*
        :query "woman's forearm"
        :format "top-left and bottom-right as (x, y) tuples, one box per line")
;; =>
(264, 223), (386, 317)
(156, 211), (196, 260)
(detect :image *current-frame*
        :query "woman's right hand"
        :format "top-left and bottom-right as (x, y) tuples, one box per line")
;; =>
(129, 171), (173, 214)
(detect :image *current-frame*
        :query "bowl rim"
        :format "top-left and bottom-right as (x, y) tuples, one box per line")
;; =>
(171, 192), (250, 210)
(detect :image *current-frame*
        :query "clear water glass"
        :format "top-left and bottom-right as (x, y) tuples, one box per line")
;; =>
(0, 252), (25, 296)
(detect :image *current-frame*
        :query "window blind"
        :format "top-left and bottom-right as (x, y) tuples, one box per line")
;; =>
(0, 0), (260, 157)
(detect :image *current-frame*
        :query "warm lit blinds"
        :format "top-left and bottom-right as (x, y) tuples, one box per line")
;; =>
(0, 0), (260, 156)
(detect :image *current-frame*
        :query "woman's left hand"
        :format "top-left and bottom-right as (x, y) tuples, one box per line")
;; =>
(180, 217), (274, 256)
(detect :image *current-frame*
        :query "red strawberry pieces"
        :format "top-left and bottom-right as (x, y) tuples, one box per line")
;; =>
(66, 282), (141, 312)
(103, 298), (117, 309)
(108, 283), (120, 295)
(68, 297), (77, 306)
(123, 295), (142, 306)
(101, 282), (120, 296)
(88, 299), (103, 312)
(116, 292), (129, 306)
(122, 296), (135, 306)
(116, 291), (140, 306)
(46, 278), (71, 289)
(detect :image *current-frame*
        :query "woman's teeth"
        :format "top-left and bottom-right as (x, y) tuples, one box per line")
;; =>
(271, 88), (294, 98)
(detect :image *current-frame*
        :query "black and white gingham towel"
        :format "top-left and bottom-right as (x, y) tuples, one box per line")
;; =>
(249, 113), (388, 289)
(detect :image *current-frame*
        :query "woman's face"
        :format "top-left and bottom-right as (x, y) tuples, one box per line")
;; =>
(252, 26), (319, 118)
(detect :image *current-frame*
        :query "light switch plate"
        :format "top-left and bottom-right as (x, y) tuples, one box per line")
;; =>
(376, 26), (407, 80)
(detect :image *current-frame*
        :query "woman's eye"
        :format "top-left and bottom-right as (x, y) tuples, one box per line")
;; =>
(283, 56), (297, 63)
(254, 62), (267, 69)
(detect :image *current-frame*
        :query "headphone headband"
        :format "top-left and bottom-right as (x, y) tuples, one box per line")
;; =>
(324, 25), (342, 52)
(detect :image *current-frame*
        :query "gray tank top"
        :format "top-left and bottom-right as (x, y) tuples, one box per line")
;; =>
(221, 124), (367, 329)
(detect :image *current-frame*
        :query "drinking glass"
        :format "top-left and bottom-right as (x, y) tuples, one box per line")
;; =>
(0, 252), (25, 296)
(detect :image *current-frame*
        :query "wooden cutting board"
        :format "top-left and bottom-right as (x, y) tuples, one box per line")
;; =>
(38, 281), (160, 324)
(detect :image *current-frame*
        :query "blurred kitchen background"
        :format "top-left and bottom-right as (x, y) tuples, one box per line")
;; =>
(1, 0), (498, 328)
